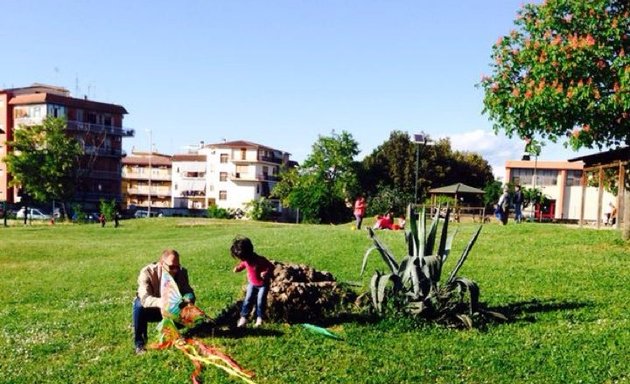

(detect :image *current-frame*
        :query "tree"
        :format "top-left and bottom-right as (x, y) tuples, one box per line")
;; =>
(272, 131), (360, 223)
(480, 0), (630, 238)
(4, 117), (82, 217)
(361, 132), (494, 210)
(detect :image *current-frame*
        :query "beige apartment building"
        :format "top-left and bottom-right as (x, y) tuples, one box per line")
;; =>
(121, 151), (172, 209)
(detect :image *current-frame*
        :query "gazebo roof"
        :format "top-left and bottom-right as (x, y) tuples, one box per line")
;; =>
(568, 146), (630, 167)
(429, 183), (485, 195)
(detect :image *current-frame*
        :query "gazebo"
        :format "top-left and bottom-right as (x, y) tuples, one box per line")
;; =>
(569, 147), (629, 231)
(428, 182), (485, 205)
(428, 183), (486, 222)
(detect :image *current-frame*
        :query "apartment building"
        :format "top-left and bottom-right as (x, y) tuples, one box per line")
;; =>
(505, 159), (616, 221)
(171, 140), (291, 210)
(121, 151), (172, 209)
(171, 153), (208, 209)
(0, 84), (133, 207)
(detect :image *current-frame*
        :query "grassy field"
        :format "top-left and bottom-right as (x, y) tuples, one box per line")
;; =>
(0, 218), (628, 384)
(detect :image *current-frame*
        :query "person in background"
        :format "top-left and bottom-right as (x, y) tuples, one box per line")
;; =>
(232, 236), (274, 328)
(513, 185), (524, 223)
(353, 195), (367, 230)
(497, 185), (510, 225)
(133, 249), (195, 354)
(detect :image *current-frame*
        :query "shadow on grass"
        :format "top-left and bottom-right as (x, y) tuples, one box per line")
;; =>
(186, 321), (285, 339)
(487, 298), (593, 323)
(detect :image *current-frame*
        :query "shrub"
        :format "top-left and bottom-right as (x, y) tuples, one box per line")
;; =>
(361, 204), (506, 328)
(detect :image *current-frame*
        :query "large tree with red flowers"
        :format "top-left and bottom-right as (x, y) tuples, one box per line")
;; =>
(480, 0), (629, 238)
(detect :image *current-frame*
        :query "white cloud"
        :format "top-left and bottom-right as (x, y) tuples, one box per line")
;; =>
(446, 129), (524, 180)
(445, 129), (603, 181)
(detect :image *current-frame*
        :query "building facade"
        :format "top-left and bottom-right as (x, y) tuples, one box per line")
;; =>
(505, 159), (616, 221)
(0, 84), (133, 207)
(171, 140), (291, 210)
(171, 153), (208, 209)
(122, 151), (172, 209)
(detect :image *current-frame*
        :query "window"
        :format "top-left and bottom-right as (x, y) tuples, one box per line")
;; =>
(220, 172), (228, 181)
(220, 153), (228, 163)
(566, 170), (583, 186)
(236, 165), (248, 174)
(240, 148), (247, 160)
(219, 190), (227, 200)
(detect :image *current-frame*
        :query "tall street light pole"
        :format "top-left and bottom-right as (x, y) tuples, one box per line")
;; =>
(413, 132), (431, 204)
(146, 129), (152, 218)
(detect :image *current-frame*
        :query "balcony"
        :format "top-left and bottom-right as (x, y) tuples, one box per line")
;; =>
(66, 120), (135, 137)
(230, 173), (279, 182)
(85, 170), (122, 180)
(83, 146), (126, 157)
(122, 171), (172, 181)
(259, 155), (283, 164)
(126, 186), (172, 197)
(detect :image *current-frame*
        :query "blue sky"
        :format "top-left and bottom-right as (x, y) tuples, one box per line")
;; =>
(1, 0), (599, 178)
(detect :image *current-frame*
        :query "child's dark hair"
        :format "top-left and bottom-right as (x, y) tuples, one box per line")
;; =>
(230, 236), (254, 261)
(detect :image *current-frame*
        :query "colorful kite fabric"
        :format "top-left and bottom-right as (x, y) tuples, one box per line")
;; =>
(160, 268), (183, 319)
(301, 323), (343, 340)
(151, 271), (256, 384)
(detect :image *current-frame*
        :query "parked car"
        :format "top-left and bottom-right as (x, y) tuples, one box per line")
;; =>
(134, 210), (160, 218)
(16, 207), (52, 220)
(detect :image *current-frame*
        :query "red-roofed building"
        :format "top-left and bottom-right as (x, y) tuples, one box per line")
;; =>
(0, 84), (133, 207)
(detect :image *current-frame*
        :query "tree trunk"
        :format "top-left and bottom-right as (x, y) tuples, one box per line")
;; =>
(623, 189), (630, 241)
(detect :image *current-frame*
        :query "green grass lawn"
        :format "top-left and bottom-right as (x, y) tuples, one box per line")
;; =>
(0, 218), (628, 384)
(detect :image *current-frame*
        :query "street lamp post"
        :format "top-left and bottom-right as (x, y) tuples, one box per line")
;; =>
(523, 140), (542, 221)
(412, 132), (431, 204)
(146, 129), (152, 218)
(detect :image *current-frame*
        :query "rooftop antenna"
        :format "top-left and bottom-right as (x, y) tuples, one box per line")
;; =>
(74, 74), (80, 96)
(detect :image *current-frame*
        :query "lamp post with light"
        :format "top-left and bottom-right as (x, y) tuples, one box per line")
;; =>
(522, 139), (542, 220)
(412, 132), (433, 204)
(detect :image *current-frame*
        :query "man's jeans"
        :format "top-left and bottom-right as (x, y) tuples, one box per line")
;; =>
(240, 283), (268, 319)
(514, 204), (523, 222)
(132, 297), (162, 348)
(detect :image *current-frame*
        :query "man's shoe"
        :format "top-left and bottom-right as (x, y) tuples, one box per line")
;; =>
(237, 317), (247, 328)
(254, 317), (263, 328)
(135, 345), (146, 355)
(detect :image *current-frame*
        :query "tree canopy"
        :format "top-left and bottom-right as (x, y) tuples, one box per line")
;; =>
(360, 131), (494, 214)
(4, 117), (82, 204)
(272, 130), (360, 223)
(480, 0), (629, 150)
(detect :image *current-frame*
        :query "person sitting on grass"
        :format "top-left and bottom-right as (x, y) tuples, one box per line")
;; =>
(133, 249), (195, 354)
(232, 236), (274, 328)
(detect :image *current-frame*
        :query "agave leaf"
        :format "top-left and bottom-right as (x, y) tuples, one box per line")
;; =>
(422, 255), (443, 285)
(406, 300), (426, 315)
(418, 206), (426, 257)
(374, 273), (401, 312)
(446, 225), (483, 285)
(436, 206), (451, 258)
(484, 310), (509, 322)
(367, 228), (399, 273)
(442, 227), (459, 263)
(406, 204), (418, 256)
(360, 246), (378, 276)
(408, 256), (423, 299)
(398, 255), (413, 285)
(456, 314), (473, 329)
(425, 206), (441, 256)
(451, 276), (480, 314)
(370, 272), (381, 310)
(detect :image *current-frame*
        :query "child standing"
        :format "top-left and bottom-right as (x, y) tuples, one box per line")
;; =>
(231, 236), (274, 328)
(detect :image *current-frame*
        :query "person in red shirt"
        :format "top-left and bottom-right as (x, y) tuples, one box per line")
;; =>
(353, 195), (367, 230)
(232, 236), (275, 328)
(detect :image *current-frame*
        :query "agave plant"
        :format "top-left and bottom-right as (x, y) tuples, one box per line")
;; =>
(361, 204), (502, 328)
